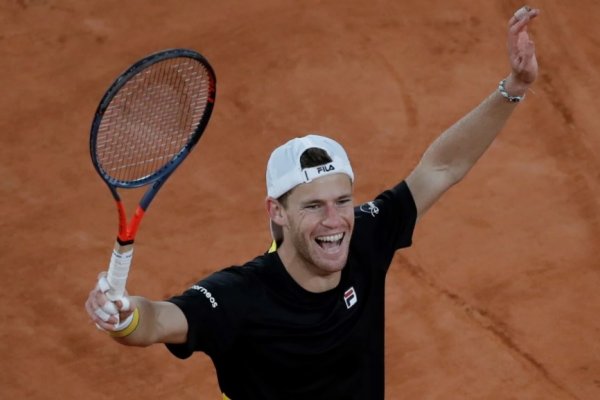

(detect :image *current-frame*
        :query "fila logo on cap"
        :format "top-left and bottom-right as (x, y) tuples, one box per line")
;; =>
(316, 164), (335, 174)
(344, 287), (357, 309)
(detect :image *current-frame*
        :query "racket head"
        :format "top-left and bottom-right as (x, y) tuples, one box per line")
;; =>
(90, 48), (216, 189)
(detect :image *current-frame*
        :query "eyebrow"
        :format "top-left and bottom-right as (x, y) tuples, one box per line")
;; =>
(299, 193), (353, 206)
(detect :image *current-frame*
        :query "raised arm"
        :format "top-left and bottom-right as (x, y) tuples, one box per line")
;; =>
(85, 274), (188, 346)
(406, 6), (539, 218)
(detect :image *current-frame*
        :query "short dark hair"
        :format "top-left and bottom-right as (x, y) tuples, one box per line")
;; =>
(277, 147), (332, 207)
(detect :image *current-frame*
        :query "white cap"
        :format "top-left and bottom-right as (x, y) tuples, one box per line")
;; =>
(266, 134), (354, 242)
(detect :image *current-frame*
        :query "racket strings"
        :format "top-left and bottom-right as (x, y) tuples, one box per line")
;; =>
(96, 58), (210, 183)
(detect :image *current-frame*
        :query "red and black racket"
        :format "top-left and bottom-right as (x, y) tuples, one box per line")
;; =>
(90, 48), (216, 305)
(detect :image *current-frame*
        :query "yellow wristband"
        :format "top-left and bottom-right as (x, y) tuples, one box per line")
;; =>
(109, 308), (140, 338)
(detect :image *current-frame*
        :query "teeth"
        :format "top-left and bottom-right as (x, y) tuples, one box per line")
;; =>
(316, 233), (343, 242)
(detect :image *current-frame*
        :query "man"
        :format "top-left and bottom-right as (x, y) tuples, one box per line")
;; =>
(86, 6), (539, 399)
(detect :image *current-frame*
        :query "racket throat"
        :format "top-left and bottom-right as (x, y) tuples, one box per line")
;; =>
(116, 201), (146, 245)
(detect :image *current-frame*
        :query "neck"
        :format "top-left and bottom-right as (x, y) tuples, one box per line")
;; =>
(277, 241), (341, 293)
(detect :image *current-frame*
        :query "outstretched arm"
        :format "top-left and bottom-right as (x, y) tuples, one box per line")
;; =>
(406, 6), (539, 218)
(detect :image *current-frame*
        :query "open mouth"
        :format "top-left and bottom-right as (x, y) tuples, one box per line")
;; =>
(315, 233), (344, 250)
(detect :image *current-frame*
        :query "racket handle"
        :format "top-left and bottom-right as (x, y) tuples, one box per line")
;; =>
(106, 242), (134, 301)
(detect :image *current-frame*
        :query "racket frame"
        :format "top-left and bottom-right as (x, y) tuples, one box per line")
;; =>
(89, 48), (216, 301)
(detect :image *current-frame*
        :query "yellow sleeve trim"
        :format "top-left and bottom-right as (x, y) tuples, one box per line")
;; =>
(223, 394), (231, 400)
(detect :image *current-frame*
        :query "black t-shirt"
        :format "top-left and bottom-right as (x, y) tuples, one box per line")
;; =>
(167, 181), (417, 399)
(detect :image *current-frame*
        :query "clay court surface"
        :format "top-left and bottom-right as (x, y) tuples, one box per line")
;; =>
(1, 0), (599, 398)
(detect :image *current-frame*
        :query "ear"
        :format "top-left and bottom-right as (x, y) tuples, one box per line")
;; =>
(266, 197), (287, 226)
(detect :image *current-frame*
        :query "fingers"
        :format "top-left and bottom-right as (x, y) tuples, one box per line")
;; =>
(118, 296), (131, 312)
(514, 5), (531, 21)
(505, 5), (539, 82)
(85, 287), (118, 327)
(94, 306), (114, 322)
(508, 6), (539, 28)
(85, 273), (134, 331)
(515, 34), (536, 68)
(97, 274), (110, 293)
(96, 272), (131, 310)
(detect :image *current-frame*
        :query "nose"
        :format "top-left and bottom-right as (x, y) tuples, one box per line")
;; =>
(321, 204), (343, 227)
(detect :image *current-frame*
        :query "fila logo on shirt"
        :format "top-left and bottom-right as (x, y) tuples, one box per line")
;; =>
(344, 286), (358, 309)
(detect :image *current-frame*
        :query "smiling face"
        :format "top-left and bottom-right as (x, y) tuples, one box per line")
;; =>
(269, 173), (354, 288)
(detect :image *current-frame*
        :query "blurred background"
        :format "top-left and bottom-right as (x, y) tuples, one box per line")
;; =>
(1, 1), (599, 398)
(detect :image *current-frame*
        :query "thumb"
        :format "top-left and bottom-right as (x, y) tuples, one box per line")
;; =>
(116, 295), (132, 312)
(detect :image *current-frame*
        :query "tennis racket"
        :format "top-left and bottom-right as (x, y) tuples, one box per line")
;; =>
(90, 48), (216, 309)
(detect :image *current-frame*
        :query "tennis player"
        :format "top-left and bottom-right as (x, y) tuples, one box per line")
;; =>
(86, 6), (539, 399)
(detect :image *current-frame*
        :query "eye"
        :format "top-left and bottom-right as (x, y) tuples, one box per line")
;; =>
(304, 203), (321, 210)
(337, 197), (353, 206)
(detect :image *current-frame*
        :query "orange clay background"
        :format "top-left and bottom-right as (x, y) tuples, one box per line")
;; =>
(1, 1), (599, 399)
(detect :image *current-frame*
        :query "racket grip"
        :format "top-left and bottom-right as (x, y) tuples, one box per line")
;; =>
(106, 242), (134, 301)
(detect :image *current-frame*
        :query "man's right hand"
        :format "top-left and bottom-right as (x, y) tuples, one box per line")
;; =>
(85, 272), (134, 333)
